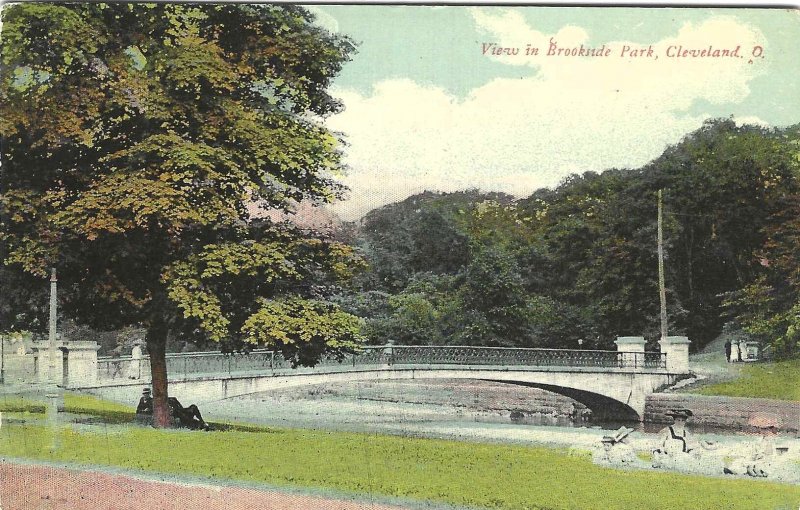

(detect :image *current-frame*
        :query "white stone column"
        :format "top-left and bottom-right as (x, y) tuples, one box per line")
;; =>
(31, 341), (64, 383)
(614, 336), (646, 370)
(61, 341), (100, 387)
(659, 336), (691, 373)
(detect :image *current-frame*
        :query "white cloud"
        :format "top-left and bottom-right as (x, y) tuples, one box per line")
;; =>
(326, 13), (766, 220)
(307, 6), (339, 33)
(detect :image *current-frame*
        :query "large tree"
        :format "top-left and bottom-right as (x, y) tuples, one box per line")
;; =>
(1, 3), (363, 427)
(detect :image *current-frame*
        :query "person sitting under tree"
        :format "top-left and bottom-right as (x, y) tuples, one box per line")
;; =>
(135, 387), (210, 430)
(136, 387), (153, 415)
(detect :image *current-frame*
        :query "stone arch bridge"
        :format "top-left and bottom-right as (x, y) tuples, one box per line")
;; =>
(72, 337), (692, 421)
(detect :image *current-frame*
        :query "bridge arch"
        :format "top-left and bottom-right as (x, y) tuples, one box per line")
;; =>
(199, 368), (666, 422)
(480, 379), (640, 422)
(218, 374), (642, 422)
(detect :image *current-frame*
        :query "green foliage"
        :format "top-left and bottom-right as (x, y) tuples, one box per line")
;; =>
(356, 190), (511, 291)
(1, 421), (798, 510)
(345, 274), (455, 346)
(457, 247), (531, 346)
(383, 293), (442, 344)
(1, 4), (363, 368)
(723, 189), (800, 357)
(650, 121), (800, 346)
(242, 298), (362, 366)
(348, 120), (800, 352)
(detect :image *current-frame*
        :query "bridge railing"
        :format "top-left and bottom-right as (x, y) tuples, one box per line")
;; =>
(97, 345), (666, 382)
(98, 350), (275, 381)
(358, 346), (666, 370)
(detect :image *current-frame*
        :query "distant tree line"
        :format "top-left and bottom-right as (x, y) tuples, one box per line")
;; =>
(334, 120), (800, 357)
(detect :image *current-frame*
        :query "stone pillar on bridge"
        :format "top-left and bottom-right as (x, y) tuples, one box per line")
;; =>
(31, 340), (64, 383)
(614, 336), (646, 369)
(659, 336), (691, 373)
(61, 341), (100, 387)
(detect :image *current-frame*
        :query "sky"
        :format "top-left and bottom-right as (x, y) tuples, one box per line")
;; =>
(301, 6), (800, 220)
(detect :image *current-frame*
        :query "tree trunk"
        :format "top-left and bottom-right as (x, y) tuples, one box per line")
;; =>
(146, 321), (171, 428)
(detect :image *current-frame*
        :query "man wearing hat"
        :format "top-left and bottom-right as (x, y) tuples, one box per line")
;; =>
(134, 387), (209, 430)
(136, 387), (153, 416)
(593, 426), (640, 467)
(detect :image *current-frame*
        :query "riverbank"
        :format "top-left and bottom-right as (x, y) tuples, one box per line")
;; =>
(685, 358), (800, 401)
(3, 388), (800, 508)
(645, 393), (800, 433)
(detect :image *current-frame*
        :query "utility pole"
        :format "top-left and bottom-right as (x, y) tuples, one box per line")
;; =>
(657, 190), (668, 341)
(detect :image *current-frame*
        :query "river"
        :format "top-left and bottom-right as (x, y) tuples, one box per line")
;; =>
(202, 378), (799, 454)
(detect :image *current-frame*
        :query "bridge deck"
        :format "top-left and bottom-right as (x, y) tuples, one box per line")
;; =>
(94, 346), (667, 385)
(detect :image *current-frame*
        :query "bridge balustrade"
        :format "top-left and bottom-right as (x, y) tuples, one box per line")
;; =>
(96, 345), (666, 383)
(361, 346), (665, 370)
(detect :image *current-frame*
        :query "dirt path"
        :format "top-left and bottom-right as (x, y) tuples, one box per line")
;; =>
(0, 461), (417, 510)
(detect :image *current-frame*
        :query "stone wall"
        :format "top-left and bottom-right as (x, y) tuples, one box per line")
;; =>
(644, 393), (799, 433)
(1, 350), (36, 383)
(1, 336), (36, 383)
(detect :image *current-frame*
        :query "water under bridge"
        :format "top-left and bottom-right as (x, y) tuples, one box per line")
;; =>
(68, 337), (692, 421)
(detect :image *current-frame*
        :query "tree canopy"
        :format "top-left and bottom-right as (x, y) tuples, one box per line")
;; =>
(340, 120), (800, 356)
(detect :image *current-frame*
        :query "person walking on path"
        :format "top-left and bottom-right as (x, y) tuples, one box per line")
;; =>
(724, 340), (732, 363)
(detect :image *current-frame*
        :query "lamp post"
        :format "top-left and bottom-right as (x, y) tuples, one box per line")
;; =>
(46, 267), (61, 443)
(48, 268), (58, 385)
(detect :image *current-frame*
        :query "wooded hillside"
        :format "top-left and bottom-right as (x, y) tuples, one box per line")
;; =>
(336, 120), (800, 356)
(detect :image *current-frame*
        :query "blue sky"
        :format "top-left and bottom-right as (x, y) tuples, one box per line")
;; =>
(306, 6), (800, 219)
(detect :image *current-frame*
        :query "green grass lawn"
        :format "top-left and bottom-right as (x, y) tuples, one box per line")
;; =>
(0, 395), (47, 413)
(2, 392), (798, 509)
(692, 358), (800, 401)
(0, 392), (137, 421)
(1, 420), (798, 510)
